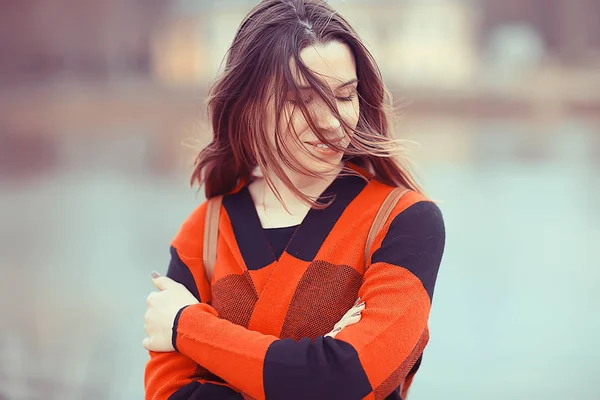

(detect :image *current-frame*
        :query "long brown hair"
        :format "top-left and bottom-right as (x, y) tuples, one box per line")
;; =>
(191, 0), (422, 205)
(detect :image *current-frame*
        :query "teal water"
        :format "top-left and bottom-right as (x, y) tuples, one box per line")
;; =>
(0, 128), (598, 399)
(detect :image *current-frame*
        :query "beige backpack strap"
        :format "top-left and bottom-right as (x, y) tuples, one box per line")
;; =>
(203, 195), (223, 283)
(364, 186), (410, 266)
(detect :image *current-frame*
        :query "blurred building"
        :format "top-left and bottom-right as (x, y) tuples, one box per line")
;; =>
(0, 0), (169, 85)
(481, 0), (600, 64)
(338, 1), (479, 90)
(151, 0), (479, 89)
(2, 0), (599, 86)
(1, 0), (599, 178)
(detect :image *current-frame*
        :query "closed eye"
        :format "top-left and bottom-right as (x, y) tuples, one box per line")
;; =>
(288, 96), (314, 105)
(336, 93), (356, 102)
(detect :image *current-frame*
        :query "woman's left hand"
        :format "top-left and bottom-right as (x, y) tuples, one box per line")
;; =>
(143, 272), (199, 352)
(325, 298), (365, 338)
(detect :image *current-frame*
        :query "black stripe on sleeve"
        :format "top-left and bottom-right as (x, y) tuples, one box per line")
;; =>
(371, 201), (445, 301)
(167, 246), (201, 301)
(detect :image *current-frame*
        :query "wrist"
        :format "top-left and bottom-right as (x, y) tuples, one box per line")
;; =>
(171, 303), (219, 352)
(172, 305), (190, 352)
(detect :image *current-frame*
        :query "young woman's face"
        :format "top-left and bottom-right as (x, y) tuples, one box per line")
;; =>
(268, 41), (360, 176)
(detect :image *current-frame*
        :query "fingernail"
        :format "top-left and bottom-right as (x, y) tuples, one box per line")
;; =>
(352, 311), (362, 317)
(353, 298), (361, 306)
(151, 271), (160, 279)
(333, 327), (341, 332)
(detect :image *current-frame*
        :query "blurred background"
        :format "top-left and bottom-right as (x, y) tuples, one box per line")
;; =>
(1, 0), (599, 399)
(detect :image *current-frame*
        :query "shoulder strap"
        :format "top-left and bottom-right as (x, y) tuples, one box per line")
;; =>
(364, 186), (410, 266)
(203, 195), (223, 283)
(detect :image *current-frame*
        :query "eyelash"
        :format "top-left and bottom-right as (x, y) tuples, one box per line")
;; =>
(290, 93), (356, 105)
(336, 93), (356, 102)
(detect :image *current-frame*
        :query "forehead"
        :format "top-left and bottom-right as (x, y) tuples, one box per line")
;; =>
(290, 41), (357, 88)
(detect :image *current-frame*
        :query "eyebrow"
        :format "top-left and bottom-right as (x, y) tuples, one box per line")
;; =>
(336, 78), (359, 89)
(297, 78), (359, 91)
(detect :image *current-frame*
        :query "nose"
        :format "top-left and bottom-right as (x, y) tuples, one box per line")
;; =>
(314, 103), (342, 133)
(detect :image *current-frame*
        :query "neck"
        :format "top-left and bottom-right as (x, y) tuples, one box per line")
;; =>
(247, 162), (344, 228)
(249, 161), (344, 214)
(264, 162), (344, 207)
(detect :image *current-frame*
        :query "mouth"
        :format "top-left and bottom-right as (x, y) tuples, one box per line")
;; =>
(304, 139), (342, 152)
(304, 140), (343, 156)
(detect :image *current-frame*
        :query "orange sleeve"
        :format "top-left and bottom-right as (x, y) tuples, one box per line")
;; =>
(171, 201), (445, 400)
(144, 203), (243, 399)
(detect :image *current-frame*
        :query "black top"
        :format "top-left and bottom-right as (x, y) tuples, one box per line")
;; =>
(222, 174), (369, 269)
(263, 225), (299, 259)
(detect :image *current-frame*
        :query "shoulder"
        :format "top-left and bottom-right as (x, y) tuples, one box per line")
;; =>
(371, 190), (445, 299)
(391, 198), (445, 237)
(369, 180), (445, 240)
(384, 188), (445, 248)
(170, 199), (210, 258)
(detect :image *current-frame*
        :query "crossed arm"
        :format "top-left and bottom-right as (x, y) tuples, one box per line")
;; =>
(144, 201), (445, 400)
(144, 265), (364, 399)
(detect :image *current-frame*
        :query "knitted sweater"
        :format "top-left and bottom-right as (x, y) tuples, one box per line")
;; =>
(144, 166), (445, 400)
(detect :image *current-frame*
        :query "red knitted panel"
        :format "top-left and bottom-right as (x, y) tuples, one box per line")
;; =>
(211, 271), (258, 328)
(280, 260), (362, 340)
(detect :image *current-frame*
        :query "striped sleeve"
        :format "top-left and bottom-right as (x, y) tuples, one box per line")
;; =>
(144, 206), (244, 399)
(171, 200), (445, 400)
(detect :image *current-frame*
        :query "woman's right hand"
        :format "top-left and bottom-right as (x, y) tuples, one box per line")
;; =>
(325, 298), (365, 338)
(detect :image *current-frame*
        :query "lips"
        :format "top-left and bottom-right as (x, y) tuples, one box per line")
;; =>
(304, 140), (343, 156)
(304, 139), (343, 148)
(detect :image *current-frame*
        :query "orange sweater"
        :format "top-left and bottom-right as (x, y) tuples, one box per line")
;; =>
(144, 168), (445, 400)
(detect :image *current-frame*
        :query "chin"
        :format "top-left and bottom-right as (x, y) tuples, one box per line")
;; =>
(305, 157), (344, 175)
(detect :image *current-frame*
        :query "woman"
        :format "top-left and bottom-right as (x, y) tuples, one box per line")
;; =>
(143, 1), (445, 399)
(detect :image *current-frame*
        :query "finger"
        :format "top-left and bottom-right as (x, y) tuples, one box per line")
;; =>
(336, 312), (363, 329)
(146, 292), (160, 306)
(345, 314), (362, 326)
(333, 316), (352, 331)
(344, 315), (361, 328)
(340, 303), (363, 320)
(152, 276), (175, 291)
(349, 303), (365, 313)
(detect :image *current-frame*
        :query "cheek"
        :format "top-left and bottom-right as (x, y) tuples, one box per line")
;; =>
(281, 108), (309, 145)
(340, 100), (360, 127)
